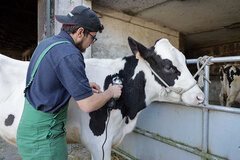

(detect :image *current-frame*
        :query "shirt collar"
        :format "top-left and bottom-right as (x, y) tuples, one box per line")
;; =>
(57, 30), (75, 44)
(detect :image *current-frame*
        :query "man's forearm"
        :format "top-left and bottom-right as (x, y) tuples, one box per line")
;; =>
(76, 89), (113, 113)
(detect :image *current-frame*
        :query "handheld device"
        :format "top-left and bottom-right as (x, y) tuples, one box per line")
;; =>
(102, 76), (122, 160)
(107, 76), (122, 109)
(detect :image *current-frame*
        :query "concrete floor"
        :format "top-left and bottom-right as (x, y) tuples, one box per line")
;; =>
(0, 137), (125, 160)
(0, 137), (21, 160)
(0, 137), (91, 160)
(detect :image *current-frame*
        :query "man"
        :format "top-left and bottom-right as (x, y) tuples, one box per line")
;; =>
(17, 5), (122, 160)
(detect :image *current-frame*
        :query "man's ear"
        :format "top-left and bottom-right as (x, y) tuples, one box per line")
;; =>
(77, 27), (85, 38)
(128, 37), (148, 60)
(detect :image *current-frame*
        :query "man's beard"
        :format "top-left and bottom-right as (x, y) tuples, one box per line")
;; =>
(76, 40), (86, 52)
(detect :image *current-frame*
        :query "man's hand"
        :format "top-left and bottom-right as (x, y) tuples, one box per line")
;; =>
(108, 84), (123, 99)
(77, 83), (123, 113)
(90, 82), (102, 94)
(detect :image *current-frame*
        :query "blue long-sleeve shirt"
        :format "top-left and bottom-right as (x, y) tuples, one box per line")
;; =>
(25, 30), (93, 113)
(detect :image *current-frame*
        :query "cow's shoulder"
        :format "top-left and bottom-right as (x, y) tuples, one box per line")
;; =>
(88, 55), (147, 136)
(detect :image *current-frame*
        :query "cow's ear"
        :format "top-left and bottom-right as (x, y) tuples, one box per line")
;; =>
(128, 37), (148, 60)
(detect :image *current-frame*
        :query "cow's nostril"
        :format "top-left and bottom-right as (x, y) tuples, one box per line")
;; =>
(196, 94), (205, 103)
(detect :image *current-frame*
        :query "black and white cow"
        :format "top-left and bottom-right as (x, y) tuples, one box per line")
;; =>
(0, 37), (204, 160)
(219, 64), (240, 107)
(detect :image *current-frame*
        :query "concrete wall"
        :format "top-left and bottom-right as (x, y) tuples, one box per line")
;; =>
(38, 2), (180, 59)
(54, 0), (92, 58)
(186, 41), (240, 74)
(91, 5), (180, 58)
(54, 0), (92, 35)
(38, 0), (92, 58)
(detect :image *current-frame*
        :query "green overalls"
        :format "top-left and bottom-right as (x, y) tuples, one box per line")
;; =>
(17, 41), (71, 160)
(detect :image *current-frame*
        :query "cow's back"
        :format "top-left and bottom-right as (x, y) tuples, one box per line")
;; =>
(0, 54), (28, 145)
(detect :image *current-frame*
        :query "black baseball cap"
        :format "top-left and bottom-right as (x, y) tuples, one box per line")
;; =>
(55, 6), (103, 32)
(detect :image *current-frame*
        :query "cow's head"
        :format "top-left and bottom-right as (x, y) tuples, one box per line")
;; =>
(128, 37), (204, 105)
(219, 64), (240, 88)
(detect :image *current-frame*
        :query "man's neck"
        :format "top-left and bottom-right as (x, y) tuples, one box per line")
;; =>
(69, 33), (77, 44)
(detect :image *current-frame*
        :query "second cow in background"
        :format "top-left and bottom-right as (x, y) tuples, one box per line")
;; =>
(219, 64), (240, 107)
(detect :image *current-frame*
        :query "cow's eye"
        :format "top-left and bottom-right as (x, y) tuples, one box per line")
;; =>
(164, 65), (175, 73)
(165, 65), (171, 70)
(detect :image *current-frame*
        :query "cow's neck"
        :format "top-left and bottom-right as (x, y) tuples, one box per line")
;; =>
(117, 56), (147, 121)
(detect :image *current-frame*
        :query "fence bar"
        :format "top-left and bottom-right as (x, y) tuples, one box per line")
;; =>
(202, 65), (210, 160)
(207, 104), (240, 114)
(187, 56), (240, 64)
(133, 127), (227, 160)
(46, 0), (51, 38)
(113, 148), (139, 160)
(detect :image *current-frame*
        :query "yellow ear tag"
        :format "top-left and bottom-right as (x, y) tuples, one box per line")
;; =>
(136, 52), (144, 60)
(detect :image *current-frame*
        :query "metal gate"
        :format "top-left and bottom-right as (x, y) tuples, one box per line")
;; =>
(113, 56), (240, 160)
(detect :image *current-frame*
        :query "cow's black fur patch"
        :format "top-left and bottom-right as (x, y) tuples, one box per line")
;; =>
(89, 56), (146, 136)
(4, 114), (15, 126)
(145, 49), (181, 87)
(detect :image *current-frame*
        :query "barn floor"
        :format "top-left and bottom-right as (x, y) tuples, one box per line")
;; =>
(0, 137), (126, 160)
(0, 137), (90, 160)
(0, 137), (20, 160)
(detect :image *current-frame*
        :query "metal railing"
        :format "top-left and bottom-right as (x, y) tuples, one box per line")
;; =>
(187, 55), (240, 160)
(187, 55), (240, 114)
(114, 56), (240, 160)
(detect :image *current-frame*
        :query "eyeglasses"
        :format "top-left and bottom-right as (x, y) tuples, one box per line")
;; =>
(88, 33), (97, 42)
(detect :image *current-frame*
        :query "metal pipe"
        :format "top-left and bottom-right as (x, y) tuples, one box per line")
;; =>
(207, 104), (240, 114)
(201, 103), (240, 113)
(133, 127), (227, 160)
(187, 55), (240, 64)
(190, 103), (240, 114)
(203, 65), (210, 104)
(156, 101), (240, 114)
(112, 148), (138, 160)
(202, 65), (210, 160)
(46, 0), (51, 38)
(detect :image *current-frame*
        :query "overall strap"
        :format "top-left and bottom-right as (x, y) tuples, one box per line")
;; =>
(24, 41), (71, 94)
